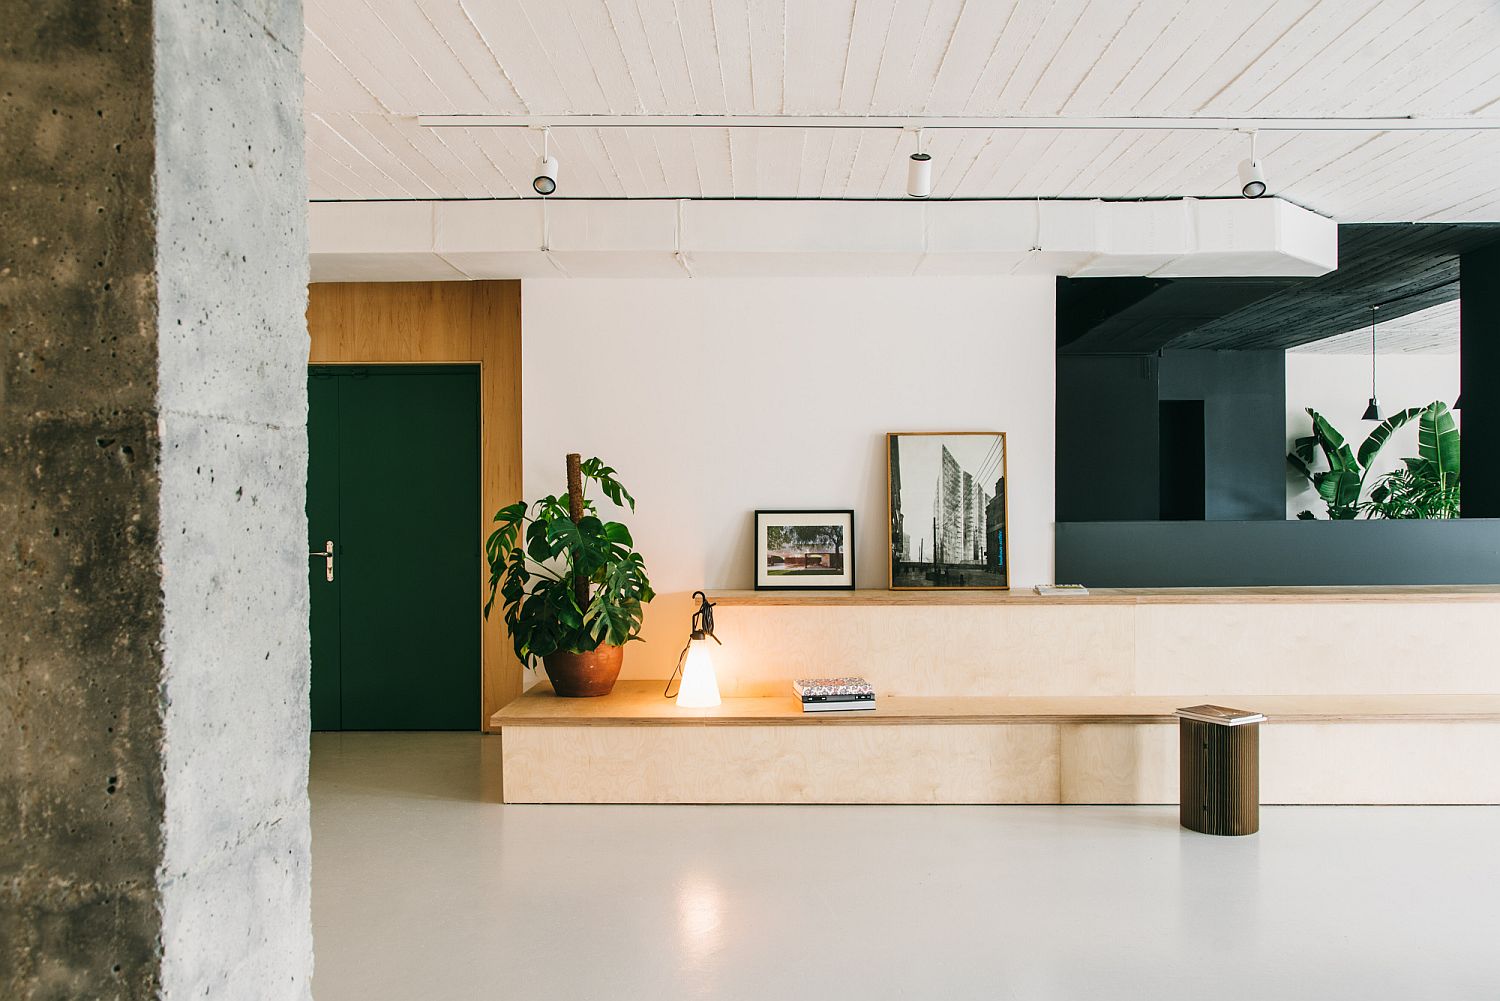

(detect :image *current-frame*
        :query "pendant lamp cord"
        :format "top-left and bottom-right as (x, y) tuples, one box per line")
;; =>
(1370, 306), (1378, 396)
(663, 590), (720, 699)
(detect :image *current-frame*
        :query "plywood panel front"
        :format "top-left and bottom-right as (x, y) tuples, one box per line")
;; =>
(1053, 721), (1500, 806)
(1060, 723), (1177, 804)
(710, 604), (1137, 697)
(700, 597), (1500, 700)
(1262, 722), (1500, 804)
(501, 718), (1500, 804)
(308, 281), (524, 728)
(502, 723), (1062, 804)
(1133, 602), (1500, 695)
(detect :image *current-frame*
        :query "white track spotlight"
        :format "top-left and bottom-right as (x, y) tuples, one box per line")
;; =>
(1237, 130), (1267, 198)
(533, 127), (559, 196)
(907, 129), (932, 198)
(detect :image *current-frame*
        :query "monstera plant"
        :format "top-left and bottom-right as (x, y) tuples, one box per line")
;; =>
(484, 455), (653, 697)
(1366, 402), (1461, 519)
(1287, 407), (1421, 519)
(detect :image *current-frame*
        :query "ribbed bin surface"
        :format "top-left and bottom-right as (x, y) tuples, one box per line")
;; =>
(1179, 718), (1259, 836)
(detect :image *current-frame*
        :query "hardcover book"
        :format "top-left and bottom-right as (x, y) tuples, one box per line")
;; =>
(801, 700), (877, 713)
(1175, 704), (1266, 726)
(793, 677), (875, 698)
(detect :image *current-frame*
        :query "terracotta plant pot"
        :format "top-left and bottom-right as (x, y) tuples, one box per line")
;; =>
(542, 644), (625, 697)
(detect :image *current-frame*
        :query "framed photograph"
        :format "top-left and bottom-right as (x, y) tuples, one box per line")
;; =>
(887, 432), (1008, 590)
(754, 510), (856, 590)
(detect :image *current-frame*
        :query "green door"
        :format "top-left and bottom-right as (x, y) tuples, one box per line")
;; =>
(307, 365), (480, 730)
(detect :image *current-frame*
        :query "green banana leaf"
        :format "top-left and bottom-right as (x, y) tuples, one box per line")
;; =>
(1287, 406), (1430, 520)
(1357, 407), (1422, 469)
(1416, 401), (1460, 487)
(1314, 468), (1362, 517)
(1310, 411), (1353, 468)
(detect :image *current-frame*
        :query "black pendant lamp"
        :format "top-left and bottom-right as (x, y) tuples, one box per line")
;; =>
(1362, 305), (1384, 421)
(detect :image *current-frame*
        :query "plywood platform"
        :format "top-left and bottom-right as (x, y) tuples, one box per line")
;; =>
(708, 585), (1500, 606)
(494, 683), (1500, 805)
(493, 587), (1500, 804)
(494, 682), (1500, 727)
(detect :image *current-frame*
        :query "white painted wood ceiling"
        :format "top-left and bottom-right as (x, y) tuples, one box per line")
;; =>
(305, 0), (1500, 221)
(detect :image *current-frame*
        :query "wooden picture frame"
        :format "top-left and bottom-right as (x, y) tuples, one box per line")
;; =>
(753, 509), (856, 591)
(887, 432), (1009, 590)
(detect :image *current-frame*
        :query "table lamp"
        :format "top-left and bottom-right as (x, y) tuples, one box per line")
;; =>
(669, 590), (722, 708)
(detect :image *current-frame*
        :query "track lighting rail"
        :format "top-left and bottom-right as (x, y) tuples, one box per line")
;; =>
(418, 114), (1500, 133)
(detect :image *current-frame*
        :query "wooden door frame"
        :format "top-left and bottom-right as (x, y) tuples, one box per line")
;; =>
(307, 282), (523, 731)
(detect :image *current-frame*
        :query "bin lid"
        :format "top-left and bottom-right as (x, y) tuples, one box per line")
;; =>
(1175, 705), (1266, 726)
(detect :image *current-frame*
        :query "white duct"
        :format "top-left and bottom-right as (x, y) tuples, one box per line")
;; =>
(309, 197), (1337, 281)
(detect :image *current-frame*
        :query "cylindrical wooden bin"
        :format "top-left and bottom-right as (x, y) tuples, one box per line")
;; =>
(1177, 706), (1262, 836)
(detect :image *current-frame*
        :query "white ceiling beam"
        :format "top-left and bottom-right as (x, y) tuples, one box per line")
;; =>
(416, 114), (1500, 132)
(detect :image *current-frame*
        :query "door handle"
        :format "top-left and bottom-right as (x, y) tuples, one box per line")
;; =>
(309, 540), (334, 582)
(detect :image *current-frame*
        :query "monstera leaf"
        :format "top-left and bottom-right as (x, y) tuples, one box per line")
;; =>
(483, 457), (654, 667)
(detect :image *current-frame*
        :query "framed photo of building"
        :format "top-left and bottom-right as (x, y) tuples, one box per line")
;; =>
(754, 510), (856, 590)
(887, 432), (1008, 590)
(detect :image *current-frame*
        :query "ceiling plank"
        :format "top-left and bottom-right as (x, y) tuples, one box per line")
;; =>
(303, 0), (1500, 217)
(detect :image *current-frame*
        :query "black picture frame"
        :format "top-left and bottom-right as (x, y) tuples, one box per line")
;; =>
(753, 509), (856, 591)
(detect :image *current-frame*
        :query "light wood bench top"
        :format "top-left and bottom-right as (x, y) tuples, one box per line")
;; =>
(492, 681), (1500, 728)
(707, 585), (1500, 607)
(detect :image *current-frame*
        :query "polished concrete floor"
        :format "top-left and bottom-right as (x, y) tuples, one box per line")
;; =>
(311, 733), (1500, 1001)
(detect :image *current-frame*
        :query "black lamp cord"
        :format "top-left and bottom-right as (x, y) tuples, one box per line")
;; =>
(664, 590), (722, 699)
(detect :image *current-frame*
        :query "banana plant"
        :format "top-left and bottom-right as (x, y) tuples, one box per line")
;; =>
(1287, 406), (1421, 519)
(1367, 402), (1461, 519)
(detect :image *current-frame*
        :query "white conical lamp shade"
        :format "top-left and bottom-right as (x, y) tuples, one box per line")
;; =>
(676, 635), (721, 708)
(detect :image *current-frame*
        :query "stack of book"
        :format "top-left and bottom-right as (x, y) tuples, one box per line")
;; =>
(793, 677), (876, 713)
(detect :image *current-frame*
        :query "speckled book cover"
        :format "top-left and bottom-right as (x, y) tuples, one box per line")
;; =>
(793, 677), (875, 698)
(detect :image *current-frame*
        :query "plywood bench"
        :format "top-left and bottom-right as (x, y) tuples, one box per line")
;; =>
(492, 682), (1500, 805)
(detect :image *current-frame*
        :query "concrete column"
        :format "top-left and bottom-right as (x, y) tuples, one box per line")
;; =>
(2, 1), (312, 998)
(1461, 242), (1500, 518)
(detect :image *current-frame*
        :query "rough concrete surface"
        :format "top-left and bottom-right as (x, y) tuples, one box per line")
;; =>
(2, 3), (168, 998)
(2, 0), (311, 998)
(152, 0), (311, 997)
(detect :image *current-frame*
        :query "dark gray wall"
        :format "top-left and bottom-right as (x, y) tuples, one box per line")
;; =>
(1056, 355), (1160, 521)
(1462, 242), (1500, 518)
(1057, 520), (1500, 586)
(1159, 349), (1286, 521)
(1057, 350), (1286, 522)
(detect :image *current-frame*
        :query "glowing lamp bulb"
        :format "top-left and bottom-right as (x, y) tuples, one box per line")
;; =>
(676, 632), (721, 708)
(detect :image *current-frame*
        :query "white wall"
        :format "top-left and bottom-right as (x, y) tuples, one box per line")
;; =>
(523, 277), (1055, 676)
(1285, 351), (1461, 518)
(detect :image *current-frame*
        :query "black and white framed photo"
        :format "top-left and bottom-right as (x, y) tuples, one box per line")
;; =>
(887, 432), (1008, 590)
(753, 510), (856, 590)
